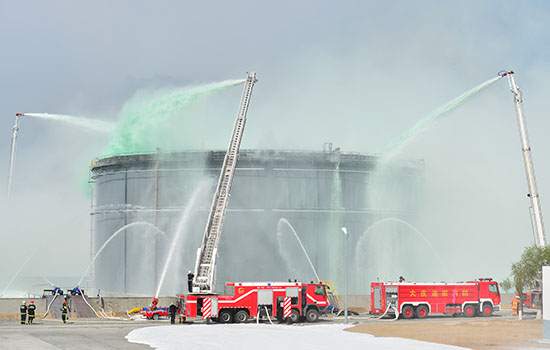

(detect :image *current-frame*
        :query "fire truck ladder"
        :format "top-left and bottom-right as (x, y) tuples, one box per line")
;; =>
(193, 72), (258, 293)
(500, 70), (547, 247)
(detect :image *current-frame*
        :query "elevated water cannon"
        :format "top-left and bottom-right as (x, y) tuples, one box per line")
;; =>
(13, 113), (23, 129)
(7, 113), (24, 198)
(497, 70), (514, 78)
(500, 70), (547, 247)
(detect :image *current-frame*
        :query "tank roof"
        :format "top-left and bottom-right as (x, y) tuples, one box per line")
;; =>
(91, 149), (423, 174)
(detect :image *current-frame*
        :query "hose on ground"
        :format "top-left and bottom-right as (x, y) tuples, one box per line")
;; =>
(373, 303), (399, 321)
(42, 294), (58, 319)
(264, 306), (274, 325)
(80, 293), (103, 318)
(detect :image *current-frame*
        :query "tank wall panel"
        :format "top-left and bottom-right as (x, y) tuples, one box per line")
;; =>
(90, 150), (422, 295)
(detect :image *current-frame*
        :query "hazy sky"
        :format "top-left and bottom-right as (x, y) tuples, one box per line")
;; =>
(1, 1), (550, 287)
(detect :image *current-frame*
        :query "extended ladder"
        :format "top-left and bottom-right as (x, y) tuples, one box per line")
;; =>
(193, 72), (257, 292)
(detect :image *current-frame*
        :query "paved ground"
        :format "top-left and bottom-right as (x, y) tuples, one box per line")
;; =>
(348, 314), (550, 350)
(0, 319), (157, 350)
(0, 311), (546, 350)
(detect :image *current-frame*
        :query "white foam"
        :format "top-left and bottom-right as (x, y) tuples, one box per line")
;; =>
(127, 323), (469, 350)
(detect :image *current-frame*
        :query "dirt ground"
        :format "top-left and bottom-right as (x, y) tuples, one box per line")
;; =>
(348, 318), (550, 350)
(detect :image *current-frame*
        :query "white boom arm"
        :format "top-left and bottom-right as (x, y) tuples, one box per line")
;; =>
(501, 70), (546, 247)
(7, 113), (22, 199)
(193, 72), (257, 292)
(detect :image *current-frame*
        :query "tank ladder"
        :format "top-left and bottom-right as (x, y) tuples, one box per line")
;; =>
(193, 72), (257, 292)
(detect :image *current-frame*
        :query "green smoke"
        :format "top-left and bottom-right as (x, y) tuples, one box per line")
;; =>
(103, 79), (245, 156)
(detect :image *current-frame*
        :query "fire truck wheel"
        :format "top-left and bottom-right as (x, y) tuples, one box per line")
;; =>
(415, 305), (429, 319)
(463, 304), (476, 317)
(481, 303), (493, 317)
(401, 305), (415, 319)
(234, 310), (249, 323)
(218, 309), (233, 323)
(289, 309), (300, 323)
(305, 308), (320, 322)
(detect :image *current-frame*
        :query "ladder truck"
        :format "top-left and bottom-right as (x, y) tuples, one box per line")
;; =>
(192, 72), (258, 293)
(177, 72), (331, 323)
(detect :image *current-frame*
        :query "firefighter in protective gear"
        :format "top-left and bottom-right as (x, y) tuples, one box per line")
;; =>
(168, 303), (177, 324)
(187, 271), (194, 292)
(27, 300), (36, 324)
(512, 295), (520, 316)
(19, 301), (27, 325)
(61, 301), (69, 323)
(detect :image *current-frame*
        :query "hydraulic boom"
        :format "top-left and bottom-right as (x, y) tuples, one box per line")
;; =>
(7, 113), (23, 199)
(499, 70), (546, 247)
(193, 72), (258, 293)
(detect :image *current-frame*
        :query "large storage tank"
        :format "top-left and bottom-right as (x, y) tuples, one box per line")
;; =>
(89, 149), (423, 296)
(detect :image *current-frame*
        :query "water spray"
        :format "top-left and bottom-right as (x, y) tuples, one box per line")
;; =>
(354, 217), (449, 277)
(77, 221), (167, 287)
(0, 249), (36, 297)
(6, 111), (112, 197)
(22, 113), (114, 133)
(499, 70), (547, 247)
(155, 181), (209, 298)
(381, 74), (504, 161)
(6, 113), (23, 199)
(277, 218), (321, 282)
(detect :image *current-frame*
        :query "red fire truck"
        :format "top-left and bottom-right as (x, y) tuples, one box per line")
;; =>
(177, 281), (331, 323)
(370, 278), (501, 319)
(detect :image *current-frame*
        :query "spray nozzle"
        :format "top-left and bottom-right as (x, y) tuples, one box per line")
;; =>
(498, 70), (514, 78)
(15, 112), (23, 117)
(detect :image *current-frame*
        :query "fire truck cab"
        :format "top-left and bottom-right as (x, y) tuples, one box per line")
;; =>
(178, 281), (330, 323)
(370, 278), (501, 319)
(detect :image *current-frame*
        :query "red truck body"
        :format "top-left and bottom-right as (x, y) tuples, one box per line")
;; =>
(178, 281), (330, 323)
(370, 278), (501, 319)
(142, 307), (169, 320)
(518, 290), (542, 309)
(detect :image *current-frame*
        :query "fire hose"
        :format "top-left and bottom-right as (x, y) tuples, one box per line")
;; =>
(80, 293), (103, 318)
(256, 306), (274, 325)
(375, 303), (399, 321)
(41, 294), (58, 319)
(81, 293), (129, 320)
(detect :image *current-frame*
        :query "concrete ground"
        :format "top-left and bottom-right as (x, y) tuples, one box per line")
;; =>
(344, 310), (550, 350)
(0, 308), (545, 350)
(0, 319), (158, 350)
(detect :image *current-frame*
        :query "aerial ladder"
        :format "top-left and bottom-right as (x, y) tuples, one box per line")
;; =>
(499, 70), (546, 247)
(192, 72), (258, 293)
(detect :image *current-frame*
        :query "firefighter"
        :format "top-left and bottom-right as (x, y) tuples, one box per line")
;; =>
(19, 301), (27, 325)
(61, 300), (69, 323)
(27, 300), (36, 324)
(512, 295), (520, 316)
(150, 297), (159, 311)
(168, 303), (177, 324)
(399, 276), (405, 283)
(187, 271), (194, 292)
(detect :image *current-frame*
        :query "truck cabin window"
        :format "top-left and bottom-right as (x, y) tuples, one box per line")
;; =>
(488, 284), (498, 294)
(315, 286), (325, 296)
(224, 285), (235, 296)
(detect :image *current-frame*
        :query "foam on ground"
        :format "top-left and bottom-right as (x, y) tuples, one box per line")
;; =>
(126, 323), (469, 350)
